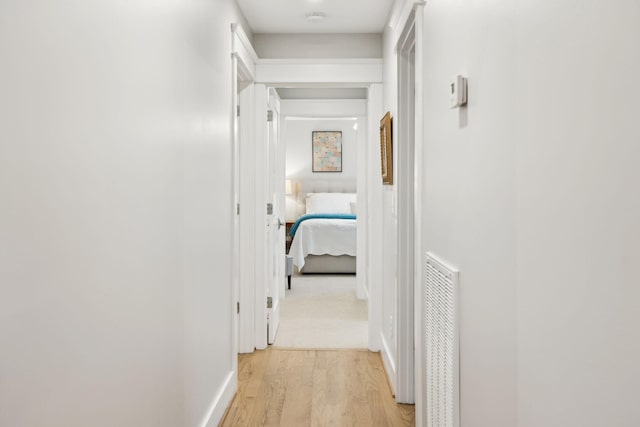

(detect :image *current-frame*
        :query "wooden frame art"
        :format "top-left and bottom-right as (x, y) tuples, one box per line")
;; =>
(379, 112), (393, 185)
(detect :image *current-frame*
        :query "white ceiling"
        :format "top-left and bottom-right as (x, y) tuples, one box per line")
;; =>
(236, 0), (395, 34)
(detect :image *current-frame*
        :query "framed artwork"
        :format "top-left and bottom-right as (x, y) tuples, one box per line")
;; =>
(312, 131), (342, 172)
(380, 111), (393, 185)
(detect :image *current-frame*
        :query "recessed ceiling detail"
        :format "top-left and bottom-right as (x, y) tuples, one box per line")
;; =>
(236, 0), (395, 34)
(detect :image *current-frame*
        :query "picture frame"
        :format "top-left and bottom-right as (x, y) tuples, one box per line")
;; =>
(312, 131), (342, 172)
(380, 111), (393, 185)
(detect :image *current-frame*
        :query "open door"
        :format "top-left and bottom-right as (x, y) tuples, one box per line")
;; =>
(266, 88), (285, 345)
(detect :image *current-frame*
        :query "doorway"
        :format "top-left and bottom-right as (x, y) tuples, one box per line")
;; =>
(273, 91), (368, 348)
(234, 56), (386, 361)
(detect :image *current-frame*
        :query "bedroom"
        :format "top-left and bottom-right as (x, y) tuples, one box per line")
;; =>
(274, 89), (369, 349)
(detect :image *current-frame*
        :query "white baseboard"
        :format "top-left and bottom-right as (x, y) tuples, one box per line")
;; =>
(380, 332), (396, 396)
(199, 371), (236, 427)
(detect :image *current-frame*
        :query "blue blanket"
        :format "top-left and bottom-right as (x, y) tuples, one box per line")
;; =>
(289, 213), (356, 237)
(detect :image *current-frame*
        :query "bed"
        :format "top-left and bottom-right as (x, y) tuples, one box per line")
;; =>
(288, 183), (357, 274)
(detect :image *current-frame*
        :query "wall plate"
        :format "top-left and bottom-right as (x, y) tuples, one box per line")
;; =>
(449, 75), (468, 108)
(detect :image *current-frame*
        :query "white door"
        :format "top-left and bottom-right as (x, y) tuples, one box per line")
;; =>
(266, 88), (285, 345)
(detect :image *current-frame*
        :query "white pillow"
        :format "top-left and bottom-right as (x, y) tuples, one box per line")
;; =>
(305, 192), (356, 214)
(349, 202), (357, 214)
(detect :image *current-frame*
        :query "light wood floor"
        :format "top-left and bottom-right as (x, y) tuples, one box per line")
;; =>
(220, 348), (414, 427)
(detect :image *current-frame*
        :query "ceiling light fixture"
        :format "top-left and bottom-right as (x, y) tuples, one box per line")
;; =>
(305, 12), (326, 23)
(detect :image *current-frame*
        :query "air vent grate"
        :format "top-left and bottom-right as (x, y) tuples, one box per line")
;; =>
(424, 252), (460, 427)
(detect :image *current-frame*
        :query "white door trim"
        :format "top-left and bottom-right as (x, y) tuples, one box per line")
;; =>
(412, 4), (425, 423)
(230, 43), (240, 385)
(394, 0), (425, 408)
(396, 22), (416, 402)
(355, 113), (368, 300)
(367, 84), (384, 353)
(232, 23), (258, 355)
(253, 84), (269, 350)
(255, 58), (383, 85)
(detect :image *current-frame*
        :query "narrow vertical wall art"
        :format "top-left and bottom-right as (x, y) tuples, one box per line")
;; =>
(380, 112), (393, 185)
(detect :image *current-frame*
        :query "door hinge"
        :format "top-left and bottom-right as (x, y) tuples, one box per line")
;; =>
(267, 203), (273, 215)
(237, 301), (240, 314)
(237, 105), (240, 117)
(236, 203), (240, 215)
(267, 110), (273, 122)
(267, 296), (273, 309)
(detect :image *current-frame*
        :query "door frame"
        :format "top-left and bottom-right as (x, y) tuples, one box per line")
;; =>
(277, 100), (369, 302)
(366, 84), (384, 353)
(248, 59), (384, 352)
(390, 0), (425, 414)
(396, 16), (416, 404)
(231, 24), (259, 355)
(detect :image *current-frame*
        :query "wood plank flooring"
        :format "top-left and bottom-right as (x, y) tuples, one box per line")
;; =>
(220, 348), (414, 427)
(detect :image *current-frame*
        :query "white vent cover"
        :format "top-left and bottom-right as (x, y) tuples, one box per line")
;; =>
(424, 252), (460, 427)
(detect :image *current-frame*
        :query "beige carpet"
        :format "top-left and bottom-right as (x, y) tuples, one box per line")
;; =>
(273, 274), (368, 349)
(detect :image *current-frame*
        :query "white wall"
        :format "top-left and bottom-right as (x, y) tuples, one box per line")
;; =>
(0, 1), (247, 426)
(253, 33), (382, 59)
(514, 1), (640, 425)
(416, 0), (517, 424)
(285, 120), (358, 180)
(284, 118), (357, 219)
(396, 0), (640, 426)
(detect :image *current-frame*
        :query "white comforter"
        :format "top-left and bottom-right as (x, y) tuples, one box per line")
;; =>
(289, 218), (357, 269)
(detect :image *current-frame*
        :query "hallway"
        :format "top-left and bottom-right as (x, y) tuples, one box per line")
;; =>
(3, 0), (640, 426)
(221, 349), (414, 426)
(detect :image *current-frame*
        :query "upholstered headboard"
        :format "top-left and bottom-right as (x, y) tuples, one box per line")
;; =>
(292, 179), (357, 217)
(297, 179), (357, 196)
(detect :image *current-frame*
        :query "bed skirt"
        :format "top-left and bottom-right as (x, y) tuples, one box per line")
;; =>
(299, 255), (356, 274)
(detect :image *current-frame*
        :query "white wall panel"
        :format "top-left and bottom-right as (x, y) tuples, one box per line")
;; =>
(0, 1), (246, 426)
(284, 119), (358, 183)
(417, 1), (518, 425)
(514, 1), (640, 425)
(413, 0), (640, 426)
